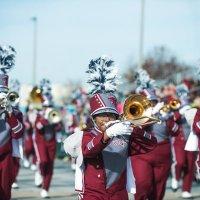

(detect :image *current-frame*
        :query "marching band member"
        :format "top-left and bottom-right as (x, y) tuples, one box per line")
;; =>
(183, 96), (200, 183)
(23, 104), (37, 170)
(170, 84), (197, 199)
(0, 45), (24, 200)
(66, 88), (89, 134)
(192, 103), (200, 138)
(34, 79), (62, 198)
(23, 87), (42, 187)
(63, 100), (79, 170)
(9, 79), (24, 189)
(61, 90), (88, 163)
(25, 86), (46, 172)
(64, 56), (158, 200)
(161, 83), (177, 99)
(130, 69), (180, 200)
(191, 102), (200, 183)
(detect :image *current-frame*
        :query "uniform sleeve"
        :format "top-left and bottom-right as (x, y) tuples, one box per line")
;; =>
(166, 117), (180, 136)
(7, 112), (24, 139)
(173, 111), (183, 124)
(35, 115), (48, 130)
(129, 127), (157, 156)
(82, 131), (108, 158)
(193, 110), (200, 138)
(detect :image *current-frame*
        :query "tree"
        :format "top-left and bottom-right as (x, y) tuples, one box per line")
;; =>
(143, 46), (191, 84)
(123, 46), (192, 88)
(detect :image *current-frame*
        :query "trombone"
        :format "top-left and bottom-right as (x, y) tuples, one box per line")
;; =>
(122, 94), (161, 126)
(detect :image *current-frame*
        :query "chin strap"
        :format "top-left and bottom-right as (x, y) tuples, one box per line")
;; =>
(90, 116), (103, 133)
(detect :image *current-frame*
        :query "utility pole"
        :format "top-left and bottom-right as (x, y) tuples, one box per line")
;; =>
(138, 0), (145, 68)
(31, 17), (37, 85)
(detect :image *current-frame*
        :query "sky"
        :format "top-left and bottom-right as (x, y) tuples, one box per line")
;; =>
(0, 0), (200, 84)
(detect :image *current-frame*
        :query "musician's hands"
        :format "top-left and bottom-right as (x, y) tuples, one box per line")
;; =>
(105, 120), (133, 138)
(152, 102), (164, 115)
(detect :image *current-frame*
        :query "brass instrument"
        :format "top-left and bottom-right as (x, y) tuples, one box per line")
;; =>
(123, 94), (161, 126)
(159, 104), (170, 115)
(0, 91), (19, 108)
(169, 99), (181, 110)
(30, 86), (43, 103)
(7, 91), (20, 106)
(45, 108), (62, 124)
(159, 99), (181, 115)
(29, 86), (43, 110)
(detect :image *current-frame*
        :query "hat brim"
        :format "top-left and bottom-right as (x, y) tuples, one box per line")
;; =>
(0, 86), (8, 93)
(91, 107), (119, 116)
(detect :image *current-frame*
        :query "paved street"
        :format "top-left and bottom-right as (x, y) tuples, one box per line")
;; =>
(12, 159), (200, 200)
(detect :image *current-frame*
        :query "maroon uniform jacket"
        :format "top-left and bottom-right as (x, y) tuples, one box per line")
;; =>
(34, 113), (63, 191)
(0, 109), (24, 155)
(0, 109), (24, 200)
(131, 116), (180, 200)
(35, 114), (62, 142)
(192, 109), (200, 152)
(192, 109), (200, 139)
(192, 109), (200, 168)
(81, 127), (157, 198)
(172, 111), (190, 145)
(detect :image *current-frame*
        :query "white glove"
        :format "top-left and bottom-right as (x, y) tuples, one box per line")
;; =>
(105, 121), (133, 138)
(152, 102), (164, 115)
(105, 120), (120, 129)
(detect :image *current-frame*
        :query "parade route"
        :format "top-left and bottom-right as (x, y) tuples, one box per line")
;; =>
(12, 159), (200, 200)
(12, 159), (76, 200)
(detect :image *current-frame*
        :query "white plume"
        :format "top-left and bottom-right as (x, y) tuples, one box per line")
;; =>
(0, 45), (16, 74)
(135, 68), (156, 92)
(86, 55), (120, 95)
(39, 78), (52, 95)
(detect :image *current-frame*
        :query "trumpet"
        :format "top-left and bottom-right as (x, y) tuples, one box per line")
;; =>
(169, 99), (181, 110)
(122, 94), (161, 126)
(45, 108), (62, 124)
(159, 104), (170, 115)
(159, 99), (181, 115)
(0, 91), (20, 109)
(7, 91), (20, 106)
